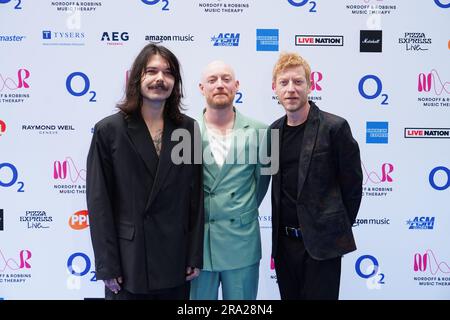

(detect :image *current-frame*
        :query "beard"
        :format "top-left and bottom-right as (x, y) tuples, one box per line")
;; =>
(206, 93), (234, 109)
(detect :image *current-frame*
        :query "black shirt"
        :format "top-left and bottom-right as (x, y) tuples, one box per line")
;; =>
(280, 120), (306, 228)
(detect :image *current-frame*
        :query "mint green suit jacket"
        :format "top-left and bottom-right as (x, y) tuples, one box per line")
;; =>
(199, 108), (270, 271)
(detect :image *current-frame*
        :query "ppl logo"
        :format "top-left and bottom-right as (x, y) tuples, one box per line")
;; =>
(141, 0), (169, 11)
(0, 119), (6, 136)
(362, 162), (393, 185)
(429, 166), (450, 191)
(407, 217), (435, 230)
(366, 121), (388, 144)
(0, 162), (25, 192)
(287, 0), (317, 12)
(256, 29), (279, 52)
(66, 72), (97, 102)
(355, 254), (385, 289)
(414, 250), (450, 274)
(53, 157), (86, 182)
(69, 210), (89, 230)
(0, 69), (30, 91)
(358, 75), (389, 106)
(434, 0), (450, 8)
(0, 0), (22, 10)
(0, 249), (32, 272)
(310, 71), (322, 91)
(211, 33), (240, 47)
(417, 70), (449, 95)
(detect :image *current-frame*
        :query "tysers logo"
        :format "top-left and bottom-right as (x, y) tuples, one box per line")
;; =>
(434, 0), (450, 8)
(0, 119), (6, 135)
(0, 0), (22, 10)
(69, 210), (89, 230)
(66, 72), (97, 102)
(355, 254), (385, 290)
(0, 163), (25, 192)
(287, 0), (317, 12)
(429, 166), (450, 191)
(359, 74), (389, 105)
(141, 0), (169, 11)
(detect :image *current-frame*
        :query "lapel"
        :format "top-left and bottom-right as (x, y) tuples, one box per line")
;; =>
(296, 102), (320, 200)
(199, 117), (221, 183)
(127, 112), (158, 179)
(273, 116), (286, 204)
(200, 108), (250, 192)
(145, 114), (177, 211)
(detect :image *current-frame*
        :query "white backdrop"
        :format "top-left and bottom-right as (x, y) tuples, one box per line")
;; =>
(1, 0), (449, 300)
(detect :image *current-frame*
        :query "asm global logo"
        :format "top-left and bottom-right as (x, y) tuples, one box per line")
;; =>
(404, 128), (450, 138)
(295, 35), (343, 47)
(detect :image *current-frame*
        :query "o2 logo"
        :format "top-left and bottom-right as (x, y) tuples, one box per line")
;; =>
(429, 166), (450, 191)
(287, 0), (317, 12)
(0, 0), (22, 9)
(66, 72), (97, 102)
(235, 91), (243, 104)
(0, 162), (25, 192)
(358, 74), (389, 106)
(141, 0), (169, 11)
(66, 252), (96, 290)
(434, 0), (450, 9)
(310, 71), (322, 91)
(355, 254), (385, 290)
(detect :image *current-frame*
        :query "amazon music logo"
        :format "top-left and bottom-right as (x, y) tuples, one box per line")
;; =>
(413, 250), (450, 287)
(417, 70), (450, 108)
(53, 157), (86, 196)
(362, 162), (394, 197)
(0, 68), (30, 104)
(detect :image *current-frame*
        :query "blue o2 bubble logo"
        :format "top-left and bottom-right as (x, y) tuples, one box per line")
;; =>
(0, 162), (25, 192)
(355, 254), (385, 289)
(429, 166), (450, 191)
(358, 74), (389, 106)
(67, 252), (96, 281)
(141, 0), (169, 11)
(434, 0), (450, 9)
(288, 0), (317, 12)
(66, 72), (97, 102)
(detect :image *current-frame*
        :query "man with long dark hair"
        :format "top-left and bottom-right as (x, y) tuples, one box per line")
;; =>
(86, 43), (204, 300)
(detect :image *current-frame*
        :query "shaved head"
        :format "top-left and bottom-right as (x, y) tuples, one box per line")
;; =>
(201, 60), (236, 83)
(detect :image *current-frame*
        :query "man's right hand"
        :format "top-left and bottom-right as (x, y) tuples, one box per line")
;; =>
(104, 277), (123, 294)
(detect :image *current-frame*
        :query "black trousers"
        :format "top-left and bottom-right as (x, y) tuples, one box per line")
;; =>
(274, 234), (342, 300)
(105, 282), (190, 300)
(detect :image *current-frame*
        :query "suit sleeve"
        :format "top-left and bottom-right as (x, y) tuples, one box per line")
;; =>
(86, 124), (122, 280)
(334, 120), (363, 225)
(186, 121), (204, 268)
(255, 126), (271, 207)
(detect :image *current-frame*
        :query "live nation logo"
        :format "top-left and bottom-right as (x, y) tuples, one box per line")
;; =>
(417, 70), (450, 108)
(53, 157), (86, 195)
(404, 128), (450, 139)
(362, 162), (394, 197)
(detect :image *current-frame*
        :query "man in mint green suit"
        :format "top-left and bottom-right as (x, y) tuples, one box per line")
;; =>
(190, 61), (271, 300)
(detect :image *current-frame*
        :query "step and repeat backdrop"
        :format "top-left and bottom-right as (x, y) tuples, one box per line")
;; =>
(1, 0), (449, 300)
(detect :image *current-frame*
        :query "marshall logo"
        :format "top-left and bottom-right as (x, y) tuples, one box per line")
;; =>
(360, 30), (382, 52)
(295, 35), (343, 47)
(404, 128), (450, 138)
(0, 209), (3, 231)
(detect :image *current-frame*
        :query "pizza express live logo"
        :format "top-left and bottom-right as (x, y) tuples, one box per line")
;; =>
(198, 1), (250, 14)
(398, 32), (432, 52)
(19, 210), (53, 230)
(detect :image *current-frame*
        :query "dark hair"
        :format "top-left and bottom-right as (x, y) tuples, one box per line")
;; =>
(117, 43), (184, 124)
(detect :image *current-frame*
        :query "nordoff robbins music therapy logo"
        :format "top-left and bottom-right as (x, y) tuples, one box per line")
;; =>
(169, 127), (279, 175)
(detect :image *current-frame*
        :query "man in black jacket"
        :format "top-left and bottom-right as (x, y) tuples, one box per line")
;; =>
(86, 44), (203, 300)
(270, 52), (363, 300)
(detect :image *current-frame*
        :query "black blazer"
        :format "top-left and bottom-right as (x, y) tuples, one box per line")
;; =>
(271, 102), (362, 261)
(86, 111), (204, 293)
